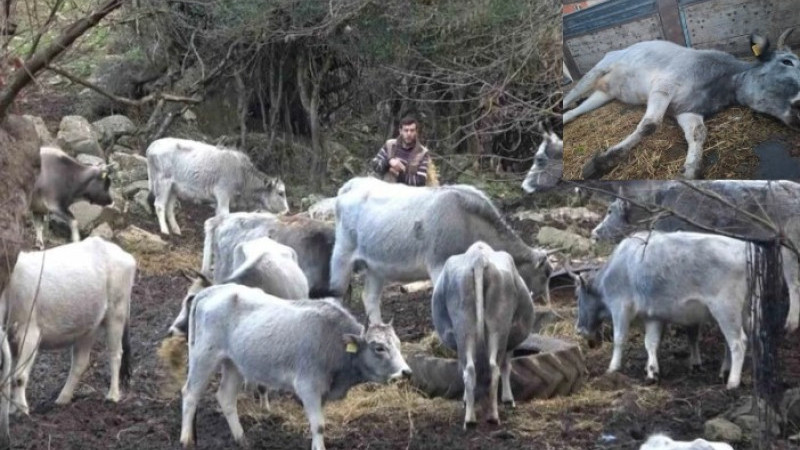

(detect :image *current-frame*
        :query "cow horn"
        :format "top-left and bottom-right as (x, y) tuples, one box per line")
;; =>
(563, 261), (581, 282)
(778, 27), (795, 50)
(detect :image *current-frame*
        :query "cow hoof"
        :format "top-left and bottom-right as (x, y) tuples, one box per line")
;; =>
(487, 417), (500, 426)
(464, 421), (478, 430)
(502, 400), (516, 409)
(644, 376), (659, 385)
(105, 393), (121, 403)
(726, 381), (740, 390)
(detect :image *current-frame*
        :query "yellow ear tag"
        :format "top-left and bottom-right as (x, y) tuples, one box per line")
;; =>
(346, 342), (358, 353)
(752, 44), (762, 56)
(101, 172), (108, 180)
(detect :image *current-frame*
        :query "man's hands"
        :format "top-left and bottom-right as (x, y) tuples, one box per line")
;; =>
(388, 157), (406, 176)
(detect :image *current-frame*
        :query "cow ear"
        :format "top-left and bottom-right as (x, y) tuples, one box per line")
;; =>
(750, 34), (772, 61)
(343, 334), (362, 353)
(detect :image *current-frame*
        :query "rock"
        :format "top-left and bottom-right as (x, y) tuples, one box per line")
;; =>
(115, 225), (168, 254)
(182, 109), (197, 123)
(57, 115), (103, 157)
(76, 154), (106, 166)
(536, 227), (594, 256)
(92, 115), (136, 147)
(512, 207), (602, 228)
(109, 152), (148, 185)
(400, 281), (432, 294)
(90, 223), (114, 240)
(724, 396), (781, 437)
(22, 115), (54, 145)
(307, 197), (336, 222)
(704, 418), (742, 442)
(123, 180), (151, 197)
(69, 201), (124, 234)
(131, 190), (154, 217)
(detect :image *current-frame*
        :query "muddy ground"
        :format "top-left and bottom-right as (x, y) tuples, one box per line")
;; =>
(7, 200), (800, 450)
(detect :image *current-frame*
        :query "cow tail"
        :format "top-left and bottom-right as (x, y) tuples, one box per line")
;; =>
(201, 218), (216, 274)
(474, 258), (485, 342)
(120, 320), (132, 387)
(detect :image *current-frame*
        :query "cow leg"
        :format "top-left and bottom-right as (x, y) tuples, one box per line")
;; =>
(214, 191), (231, 216)
(10, 327), (40, 416)
(462, 340), (478, 429)
(644, 320), (663, 381)
(676, 112), (707, 179)
(608, 311), (631, 373)
(257, 385), (270, 411)
(32, 214), (45, 249)
(583, 87), (672, 179)
(329, 238), (356, 298)
(500, 351), (515, 408)
(720, 344), (731, 380)
(363, 273), (386, 325)
(563, 91), (613, 124)
(686, 325), (702, 370)
(153, 182), (172, 235)
(180, 352), (221, 448)
(49, 206), (80, 243)
(781, 246), (800, 332)
(104, 308), (127, 403)
(55, 334), (94, 405)
(216, 361), (246, 444)
(167, 190), (182, 236)
(486, 333), (502, 425)
(707, 304), (746, 389)
(295, 383), (326, 450)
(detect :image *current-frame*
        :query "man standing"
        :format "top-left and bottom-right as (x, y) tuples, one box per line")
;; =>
(371, 116), (437, 186)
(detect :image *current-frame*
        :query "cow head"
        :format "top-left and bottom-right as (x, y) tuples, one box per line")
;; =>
(522, 131), (563, 193)
(569, 269), (608, 348)
(516, 248), (553, 303)
(344, 321), (411, 383)
(254, 177), (289, 215)
(591, 199), (635, 243)
(741, 29), (800, 128)
(168, 269), (213, 337)
(83, 163), (116, 206)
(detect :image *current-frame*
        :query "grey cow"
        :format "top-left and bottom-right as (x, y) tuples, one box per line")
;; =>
(31, 146), (116, 249)
(146, 138), (289, 235)
(179, 284), (411, 449)
(203, 212), (336, 298)
(590, 179), (800, 332)
(522, 131), (563, 193)
(331, 177), (552, 324)
(564, 30), (800, 179)
(571, 231), (752, 389)
(0, 237), (135, 430)
(432, 242), (534, 428)
(169, 236), (309, 337)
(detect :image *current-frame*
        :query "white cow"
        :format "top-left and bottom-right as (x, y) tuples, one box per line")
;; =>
(640, 433), (733, 450)
(0, 237), (135, 422)
(146, 137), (289, 235)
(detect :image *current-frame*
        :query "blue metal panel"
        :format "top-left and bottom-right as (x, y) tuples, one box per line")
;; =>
(563, 0), (658, 38)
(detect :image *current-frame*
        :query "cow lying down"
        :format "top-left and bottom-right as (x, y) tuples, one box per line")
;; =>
(179, 284), (411, 449)
(640, 433), (733, 450)
(570, 231), (752, 389)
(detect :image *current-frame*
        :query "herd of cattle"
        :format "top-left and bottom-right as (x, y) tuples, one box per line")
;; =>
(0, 135), (794, 449)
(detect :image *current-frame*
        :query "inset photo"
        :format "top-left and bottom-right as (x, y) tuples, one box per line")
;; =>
(563, 0), (800, 180)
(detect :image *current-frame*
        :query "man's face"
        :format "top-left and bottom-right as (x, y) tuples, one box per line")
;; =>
(400, 123), (417, 146)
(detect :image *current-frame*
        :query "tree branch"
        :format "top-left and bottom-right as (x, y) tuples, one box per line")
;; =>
(0, 0), (125, 120)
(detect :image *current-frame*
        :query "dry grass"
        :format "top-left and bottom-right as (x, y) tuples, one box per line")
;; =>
(563, 102), (796, 180)
(134, 248), (202, 276)
(157, 335), (189, 396)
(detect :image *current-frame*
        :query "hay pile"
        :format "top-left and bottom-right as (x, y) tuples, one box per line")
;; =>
(563, 102), (796, 180)
(157, 335), (188, 395)
(135, 248), (203, 276)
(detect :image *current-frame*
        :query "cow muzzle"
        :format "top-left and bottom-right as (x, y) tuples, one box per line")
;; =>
(389, 366), (413, 382)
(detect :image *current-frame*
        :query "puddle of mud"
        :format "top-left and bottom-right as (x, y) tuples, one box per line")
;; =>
(754, 139), (800, 179)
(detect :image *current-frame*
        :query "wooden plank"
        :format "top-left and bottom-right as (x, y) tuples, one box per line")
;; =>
(682, 0), (774, 54)
(566, 15), (663, 75)
(563, 43), (582, 80)
(657, 0), (687, 46)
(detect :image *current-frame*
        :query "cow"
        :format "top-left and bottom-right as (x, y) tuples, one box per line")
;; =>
(30, 146), (116, 249)
(145, 137), (289, 236)
(564, 29), (800, 179)
(570, 231), (752, 389)
(639, 433), (733, 450)
(178, 284), (411, 449)
(331, 177), (552, 324)
(202, 212), (336, 298)
(589, 179), (800, 332)
(0, 237), (135, 421)
(431, 242), (534, 428)
(522, 130), (563, 193)
(168, 236), (309, 337)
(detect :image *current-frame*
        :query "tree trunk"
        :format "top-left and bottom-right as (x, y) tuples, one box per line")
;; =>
(0, 0), (123, 120)
(297, 51), (332, 190)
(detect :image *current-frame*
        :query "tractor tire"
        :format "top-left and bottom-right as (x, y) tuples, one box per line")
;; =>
(406, 334), (587, 401)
